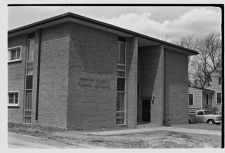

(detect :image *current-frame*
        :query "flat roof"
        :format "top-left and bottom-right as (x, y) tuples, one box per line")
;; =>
(8, 12), (198, 55)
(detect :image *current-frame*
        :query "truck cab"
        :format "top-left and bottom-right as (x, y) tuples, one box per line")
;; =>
(189, 110), (221, 124)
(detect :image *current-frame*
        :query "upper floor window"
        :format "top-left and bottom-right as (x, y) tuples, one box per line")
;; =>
(117, 37), (125, 65)
(218, 77), (222, 85)
(189, 94), (194, 105)
(217, 93), (221, 104)
(8, 92), (19, 107)
(27, 33), (35, 62)
(27, 69), (33, 76)
(26, 69), (33, 90)
(8, 46), (21, 62)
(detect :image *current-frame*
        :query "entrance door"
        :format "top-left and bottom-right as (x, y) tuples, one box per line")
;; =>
(142, 99), (151, 122)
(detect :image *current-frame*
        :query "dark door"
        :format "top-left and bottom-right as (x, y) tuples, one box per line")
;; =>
(142, 99), (151, 122)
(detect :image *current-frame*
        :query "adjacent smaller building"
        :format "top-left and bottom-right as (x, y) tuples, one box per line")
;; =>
(188, 70), (222, 113)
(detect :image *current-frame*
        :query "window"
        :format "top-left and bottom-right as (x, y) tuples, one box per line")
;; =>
(116, 76), (125, 125)
(27, 34), (35, 62)
(27, 69), (33, 75)
(26, 69), (33, 90)
(116, 37), (126, 125)
(26, 75), (33, 89)
(117, 40), (125, 65)
(204, 111), (213, 115)
(197, 111), (204, 115)
(117, 70), (125, 78)
(25, 67), (33, 123)
(8, 46), (21, 62)
(217, 93), (221, 104)
(189, 94), (193, 105)
(218, 77), (222, 85)
(24, 90), (32, 123)
(116, 92), (125, 125)
(117, 78), (125, 91)
(8, 92), (19, 106)
(206, 94), (209, 105)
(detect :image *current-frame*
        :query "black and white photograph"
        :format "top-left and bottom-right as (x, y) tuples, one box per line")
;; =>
(1, 0), (224, 150)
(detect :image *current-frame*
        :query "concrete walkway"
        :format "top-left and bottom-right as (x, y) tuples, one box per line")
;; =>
(88, 126), (221, 136)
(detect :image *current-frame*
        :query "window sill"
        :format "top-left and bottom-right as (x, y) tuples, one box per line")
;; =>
(8, 105), (19, 108)
(8, 59), (22, 64)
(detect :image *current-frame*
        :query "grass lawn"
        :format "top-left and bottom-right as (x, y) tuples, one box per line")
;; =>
(8, 123), (221, 148)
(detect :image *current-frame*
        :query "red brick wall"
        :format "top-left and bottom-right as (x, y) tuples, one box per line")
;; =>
(8, 35), (27, 123)
(38, 24), (70, 128)
(67, 23), (118, 130)
(165, 48), (189, 124)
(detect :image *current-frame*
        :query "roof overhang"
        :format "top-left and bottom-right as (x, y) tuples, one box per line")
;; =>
(189, 87), (214, 93)
(203, 89), (215, 93)
(8, 12), (198, 55)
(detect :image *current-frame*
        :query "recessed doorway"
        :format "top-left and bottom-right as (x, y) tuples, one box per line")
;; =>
(142, 99), (151, 122)
(138, 98), (151, 124)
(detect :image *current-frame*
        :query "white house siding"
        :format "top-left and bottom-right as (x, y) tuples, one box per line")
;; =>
(188, 87), (202, 110)
(207, 72), (222, 112)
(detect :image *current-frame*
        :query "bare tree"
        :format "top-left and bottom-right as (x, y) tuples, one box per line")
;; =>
(190, 32), (221, 88)
(176, 32), (221, 88)
(180, 34), (197, 50)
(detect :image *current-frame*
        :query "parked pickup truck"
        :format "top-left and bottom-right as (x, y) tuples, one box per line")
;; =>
(189, 109), (221, 124)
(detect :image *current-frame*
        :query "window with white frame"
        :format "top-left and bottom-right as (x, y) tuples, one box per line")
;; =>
(8, 92), (19, 106)
(8, 46), (21, 62)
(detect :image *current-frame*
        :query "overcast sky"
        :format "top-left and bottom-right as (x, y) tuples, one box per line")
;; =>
(8, 6), (221, 42)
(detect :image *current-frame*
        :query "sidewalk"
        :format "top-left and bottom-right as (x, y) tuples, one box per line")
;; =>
(88, 126), (221, 136)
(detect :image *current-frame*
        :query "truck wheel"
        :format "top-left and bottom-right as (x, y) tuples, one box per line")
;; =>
(207, 120), (215, 125)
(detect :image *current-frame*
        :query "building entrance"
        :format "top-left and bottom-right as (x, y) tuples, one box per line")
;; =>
(142, 99), (151, 122)
(137, 98), (151, 123)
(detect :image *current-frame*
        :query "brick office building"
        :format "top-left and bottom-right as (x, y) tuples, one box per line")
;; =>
(8, 12), (198, 130)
